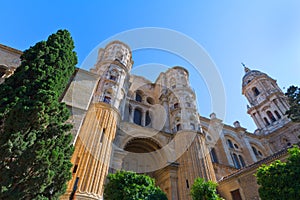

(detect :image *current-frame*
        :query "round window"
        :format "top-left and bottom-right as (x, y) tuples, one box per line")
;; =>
(146, 97), (154, 105)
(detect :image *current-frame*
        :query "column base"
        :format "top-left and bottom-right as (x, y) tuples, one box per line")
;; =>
(61, 191), (103, 200)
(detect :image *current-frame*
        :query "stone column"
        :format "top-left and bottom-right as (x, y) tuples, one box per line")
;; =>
(162, 96), (171, 132)
(169, 163), (179, 200)
(129, 106), (134, 123)
(62, 103), (118, 200)
(141, 110), (146, 126)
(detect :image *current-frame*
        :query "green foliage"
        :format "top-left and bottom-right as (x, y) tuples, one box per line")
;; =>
(256, 146), (300, 200)
(0, 29), (77, 199)
(190, 178), (223, 200)
(285, 85), (300, 122)
(104, 171), (168, 200)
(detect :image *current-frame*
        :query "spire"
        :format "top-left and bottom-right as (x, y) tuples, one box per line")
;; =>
(242, 62), (250, 73)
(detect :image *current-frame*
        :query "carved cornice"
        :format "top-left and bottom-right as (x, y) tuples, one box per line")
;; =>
(0, 43), (22, 55)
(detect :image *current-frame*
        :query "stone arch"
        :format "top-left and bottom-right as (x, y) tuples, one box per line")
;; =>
(274, 110), (281, 119)
(252, 87), (260, 96)
(146, 96), (154, 105)
(248, 139), (266, 153)
(224, 134), (246, 169)
(249, 142), (264, 158)
(266, 110), (276, 122)
(0, 64), (8, 78)
(135, 90), (144, 102)
(263, 117), (270, 126)
(124, 137), (162, 153)
(224, 134), (241, 147)
(121, 137), (166, 173)
(261, 105), (270, 112)
(227, 138), (234, 148)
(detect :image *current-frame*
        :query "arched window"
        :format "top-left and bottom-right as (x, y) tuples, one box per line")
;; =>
(109, 74), (117, 81)
(174, 103), (179, 109)
(135, 93), (142, 102)
(146, 97), (154, 105)
(210, 148), (218, 163)
(103, 96), (111, 104)
(239, 155), (246, 167)
(274, 110), (281, 119)
(100, 128), (105, 143)
(263, 117), (270, 126)
(145, 111), (151, 126)
(267, 111), (276, 122)
(252, 146), (258, 156)
(234, 144), (239, 149)
(176, 124), (182, 131)
(232, 153), (241, 169)
(252, 145), (263, 158)
(108, 69), (119, 81)
(227, 138), (245, 169)
(186, 179), (189, 189)
(134, 109), (142, 125)
(252, 87), (260, 96)
(227, 139), (234, 149)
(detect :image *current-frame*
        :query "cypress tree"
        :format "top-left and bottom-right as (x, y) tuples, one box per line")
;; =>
(0, 29), (77, 199)
(285, 85), (300, 122)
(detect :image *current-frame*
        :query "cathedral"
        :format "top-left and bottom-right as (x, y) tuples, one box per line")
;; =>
(1, 41), (300, 200)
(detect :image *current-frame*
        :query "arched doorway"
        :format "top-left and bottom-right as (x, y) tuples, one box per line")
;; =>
(121, 137), (179, 200)
(124, 137), (160, 153)
(122, 137), (164, 173)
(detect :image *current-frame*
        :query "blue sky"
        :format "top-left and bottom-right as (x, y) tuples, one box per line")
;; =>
(1, 1), (300, 132)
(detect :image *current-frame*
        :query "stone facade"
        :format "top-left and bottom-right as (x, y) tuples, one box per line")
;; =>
(217, 148), (290, 200)
(0, 44), (22, 84)
(1, 41), (300, 200)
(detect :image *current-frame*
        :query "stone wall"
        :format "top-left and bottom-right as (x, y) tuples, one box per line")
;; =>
(218, 148), (289, 200)
(0, 44), (22, 83)
(62, 68), (99, 143)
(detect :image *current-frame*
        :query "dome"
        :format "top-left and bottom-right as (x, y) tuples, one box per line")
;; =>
(96, 40), (133, 72)
(242, 67), (267, 87)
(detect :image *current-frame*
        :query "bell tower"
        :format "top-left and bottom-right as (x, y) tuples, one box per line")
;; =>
(63, 41), (133, 200)
(165, 66), (201, 133)
(242, 65), (290, 134)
